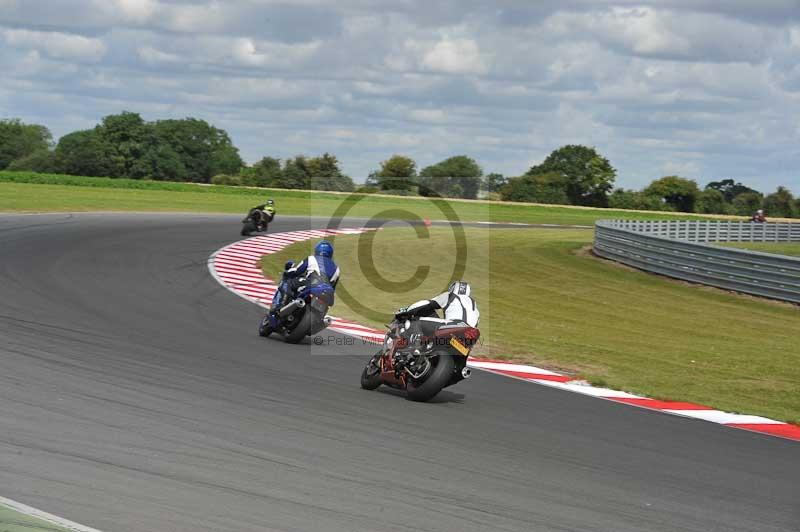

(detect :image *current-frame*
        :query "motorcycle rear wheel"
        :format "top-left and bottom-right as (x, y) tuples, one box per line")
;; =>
(283, 308), (315, 344)
(406, 352), (454, 402)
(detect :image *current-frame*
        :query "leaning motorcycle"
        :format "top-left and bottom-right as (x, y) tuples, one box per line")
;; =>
(241, 207), (274, 236)
(259, 269), (333, 343)
(360, 318), (479, 401)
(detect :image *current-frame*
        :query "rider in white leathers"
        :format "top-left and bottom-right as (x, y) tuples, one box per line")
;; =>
(394, 281), (479, 337)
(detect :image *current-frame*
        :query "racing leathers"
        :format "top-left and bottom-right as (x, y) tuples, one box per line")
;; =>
(271, 254), (340, 312)
(395, 290), (480, 338)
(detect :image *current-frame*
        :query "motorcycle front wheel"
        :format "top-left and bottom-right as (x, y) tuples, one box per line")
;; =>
(406, 352), (454, 402)
(360, 353), (382, 390)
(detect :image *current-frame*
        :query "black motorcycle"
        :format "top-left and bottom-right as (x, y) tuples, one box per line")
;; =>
(241, 207), (274, 236)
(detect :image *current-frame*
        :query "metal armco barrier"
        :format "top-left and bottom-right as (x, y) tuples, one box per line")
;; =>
(593, 220), (800, 304)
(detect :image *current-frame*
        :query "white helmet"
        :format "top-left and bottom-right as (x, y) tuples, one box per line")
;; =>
(449, 280), (471, 297)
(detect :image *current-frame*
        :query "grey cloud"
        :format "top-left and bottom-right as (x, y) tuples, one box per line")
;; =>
(0, 1), (798, 193)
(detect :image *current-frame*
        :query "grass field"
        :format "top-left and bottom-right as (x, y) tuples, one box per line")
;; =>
(0, 503), (71, 532)
(0, 171), (733, 226)
(262, 227), (800, 423)
(719, 242), (800, 257)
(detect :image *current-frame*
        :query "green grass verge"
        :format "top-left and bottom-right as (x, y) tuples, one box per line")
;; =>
(0, 504), (71, 532)
(1, 171), (728, 226)
(262, 227), (800, 423)
(718, 242), (800, 257)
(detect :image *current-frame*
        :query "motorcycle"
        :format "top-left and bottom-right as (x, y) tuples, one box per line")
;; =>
(360, 318), (479, 401)
(259, 268), (334, 343)
(241, 206), (275, 236)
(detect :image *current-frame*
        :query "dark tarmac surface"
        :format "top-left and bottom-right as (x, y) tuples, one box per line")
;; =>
(0, 213), (797, 532)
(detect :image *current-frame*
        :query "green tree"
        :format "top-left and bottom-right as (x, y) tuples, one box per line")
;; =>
(731, 191), (763, 216)
(705, 179), (760, 202)
(55, 129), (122, 177)
(483, 173), (507, 193)
(762, 186), (796, 218)
(0, 119), (53, 169)
(152, 118), (243, 182)
(7, 149), (58, 173)
(95, 112), (149, 177)
(643, 176), (701, 212)
(500, 172), (570, 204)
(372, 155), (417, 192)
(526, 145), (615, 206)
(419, 155), (482, 199)
(306, 153), (355, 191)
(241, 156), (282, 187)
(129, 137), (187, 181)
(279, 155), (311, 189)
(608, 188), (669, 211)
(695, 188), (727, 214)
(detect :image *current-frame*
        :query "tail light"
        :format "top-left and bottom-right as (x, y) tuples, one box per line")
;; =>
(463, 327), (480, 343)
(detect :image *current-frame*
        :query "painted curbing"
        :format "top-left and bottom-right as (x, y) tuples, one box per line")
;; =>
(208, 229), (800, 442)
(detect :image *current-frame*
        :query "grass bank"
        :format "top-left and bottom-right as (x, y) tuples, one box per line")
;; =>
(0, 502), (72, 532)
(262, 226), (800, 423)
(719, 242), (800, 257)
(1, 171), (730, 226)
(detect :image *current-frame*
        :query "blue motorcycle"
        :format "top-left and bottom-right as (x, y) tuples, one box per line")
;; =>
(259, 265), (334, 343)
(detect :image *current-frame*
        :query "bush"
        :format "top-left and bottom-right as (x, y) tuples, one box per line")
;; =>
(7, 149), (58, 173)
(608, 189), (670, 211)
(211, 174), (243, 186)
(500, 172), (570, 204)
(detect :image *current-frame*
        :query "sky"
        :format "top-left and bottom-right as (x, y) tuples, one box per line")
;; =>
(1, 0), (799, 193)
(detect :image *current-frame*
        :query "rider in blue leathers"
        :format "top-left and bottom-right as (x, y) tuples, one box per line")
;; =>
(266, 240), (340, 328)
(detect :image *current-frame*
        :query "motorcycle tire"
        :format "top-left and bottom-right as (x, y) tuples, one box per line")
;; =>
(258, 315), (273, 337)
(406, 352), (454, 402)
(360, 354), (382, 390)
(283, 308), (315, 344)
(241, 220), (256, 236)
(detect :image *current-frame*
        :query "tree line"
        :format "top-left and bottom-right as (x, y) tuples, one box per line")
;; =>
(1, 115), (798, 217)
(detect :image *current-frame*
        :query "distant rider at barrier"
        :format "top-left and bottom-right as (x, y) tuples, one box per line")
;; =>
(751, 209), (767, 223)
(264, 239), (339, 328)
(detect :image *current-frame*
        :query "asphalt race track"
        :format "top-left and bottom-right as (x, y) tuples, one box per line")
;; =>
(0, 213), (797, 532)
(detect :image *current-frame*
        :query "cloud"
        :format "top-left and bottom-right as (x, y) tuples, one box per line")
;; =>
(420, 37), (489, 75)
(2, 28), (106, 61)
(0, 1), (798, 194)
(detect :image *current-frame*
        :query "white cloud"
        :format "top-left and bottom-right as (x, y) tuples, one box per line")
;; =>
(420, 37), (488, 75)
(0, 1), (798, 193)
(3, 28), (106, 62)
(114, 0), (157, 22)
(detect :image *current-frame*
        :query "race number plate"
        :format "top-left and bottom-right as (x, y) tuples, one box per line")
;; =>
(449, 337), (469, 356)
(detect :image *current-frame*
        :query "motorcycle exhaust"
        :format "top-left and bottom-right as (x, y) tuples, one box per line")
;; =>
(461, 367), (472, 379)
(278, 299), (305, 317)
(323, 316), (332, 326)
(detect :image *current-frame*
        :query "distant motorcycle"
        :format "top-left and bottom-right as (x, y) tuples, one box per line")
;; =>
(259, 270), (334, 343)
(241, 206), (274, 236)
(360, 318), (479, 401)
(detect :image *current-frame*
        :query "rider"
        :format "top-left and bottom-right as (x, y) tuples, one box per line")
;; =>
(252, 199), (276, 228)
(751, 209), (766, 223)
(394, 281), (479, 339)
(266, 239), (340, 325)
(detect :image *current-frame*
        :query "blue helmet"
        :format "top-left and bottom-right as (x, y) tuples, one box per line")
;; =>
(314, 240), (334, 258)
